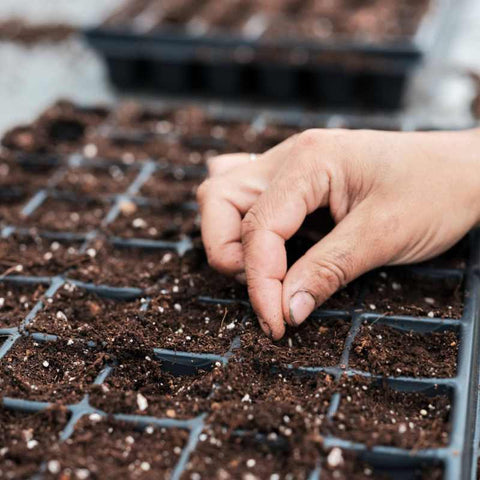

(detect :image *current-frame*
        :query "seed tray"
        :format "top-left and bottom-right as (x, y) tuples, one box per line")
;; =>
(1, 102), (479, 479)
(83, 0), (454, 110)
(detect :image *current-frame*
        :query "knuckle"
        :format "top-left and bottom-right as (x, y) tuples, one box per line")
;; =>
(295, 129), (322, 149)
(206, 155), (225, 176)
(306, 256), (351, 300)
(241, 209), (262, 238)
(195, 179), (210, 204)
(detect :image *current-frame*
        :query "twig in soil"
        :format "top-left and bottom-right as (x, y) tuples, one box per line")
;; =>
(219, 307), (228, 332)
(0, 264), (23, 278)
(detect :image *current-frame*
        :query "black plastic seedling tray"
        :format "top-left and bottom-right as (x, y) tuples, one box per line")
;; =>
(1, 104), (479, 479)
(84, 0), (454, 110)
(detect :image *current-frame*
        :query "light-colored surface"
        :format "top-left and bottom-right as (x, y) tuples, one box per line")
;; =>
(0, 0), (124, 26)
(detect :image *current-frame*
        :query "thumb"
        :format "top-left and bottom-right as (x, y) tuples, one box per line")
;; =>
(282, 204), (394, 326)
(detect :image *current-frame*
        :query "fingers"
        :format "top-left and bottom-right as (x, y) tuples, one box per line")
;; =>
(207, 153), (257, 177)
(199, 135), (299, 278)
(282, 203), (394, 326)
(241, 133), (331, 339)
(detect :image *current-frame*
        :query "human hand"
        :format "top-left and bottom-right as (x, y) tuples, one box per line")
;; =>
(197, 128), (480, 339)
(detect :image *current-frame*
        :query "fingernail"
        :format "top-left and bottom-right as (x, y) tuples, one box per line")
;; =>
(289, 291), (316, 326)
(235, 273), (247, 285)
(258, 318), (272, 339)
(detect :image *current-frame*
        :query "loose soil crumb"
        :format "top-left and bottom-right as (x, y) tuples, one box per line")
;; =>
(362, 269), (464, 318)
(21, 196), (109, 233)
(349, 322), (458, 378)
(0, 280), (45, 329)
(89, 353), (216, 418)
(0, 234), (87, 278)
(0, 337), (106, 403)
(107, 202), (199, 240)
(206, 360), (334, 435)
(325, 376), (451, 449)
(45, 417), (188, 479)
(0, 406), (68, 479)
(240, 316), (350, 367)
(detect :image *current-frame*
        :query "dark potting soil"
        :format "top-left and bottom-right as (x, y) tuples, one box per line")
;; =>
(105, 0), (430, 43)
(206, 360), (334, 435)
(27, 282), (148, 347)
(240, 316), (350, 368)
(2, 101), (108, 155)
(0, 280), (45, 329)
(139, 169), (202, 204)
(0, 337), (106, 403)
(320, 448), (443, 480)
(89, 353), (216, 418)
(0, 151), (58, 192)
(67, 241), (180, 290)
(0, 234), (87, 278)
(349, 321), (458, 378)
(181, 247), (248, 300)
(0, 20), (75, 44)
(362, 269), (464, 319)
(181, 427), (318, 480)
(44, 417), (188, 479)
(146, 296), (247, 354)
(21, 196), (109, 233)
(325, 376), (451, 449)
(0, 406), (69, 479)
(108, 201), (199, 240)
(56, 164), (138, 196)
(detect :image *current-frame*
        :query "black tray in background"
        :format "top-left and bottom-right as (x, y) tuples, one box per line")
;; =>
(83, 0), (454, 111)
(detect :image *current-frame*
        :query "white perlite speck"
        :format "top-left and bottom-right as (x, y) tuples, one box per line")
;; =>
(76, 468), (90, 479)
(137, 393), (148, 411)
(246, 459), (256, 468)
(327, 447), (344, 468)
(42, 361), (49, 368)
(27, 440), (39, 449)
(140, 462), (151, 471)
(47, 460), (61, 474)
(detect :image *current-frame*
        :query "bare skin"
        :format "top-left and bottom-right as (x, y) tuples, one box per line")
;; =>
(197, 128), (480, 340)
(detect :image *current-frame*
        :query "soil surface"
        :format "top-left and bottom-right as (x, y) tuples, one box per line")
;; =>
(146, 296), (248, 354)
(0, 280), (45, 329)
(27, 282), (147, 347)
(45, 417), (188, 479)
(139, 169), (202, 204)
(240, 316), (350, 367)
(0, 406), (69, 479)
(0, 234), (87, 278)
(56, 164), (138, 196)
(0, 337), (106, 403)
(89, 352), (216, 418)
(362, 269), (464, 318)
(2, 101), (108, 155)
(182, 427), (318, 480)
(320, 449), (443, 480)
(206, 359), (334, 435)
(105, 0), (430, 42)
(0, 20), (75, 45)
(107, 201), (199, 240)
(349, 322), (458, 378)
(21, 196), (109, 233)
(325, 376), (451, 449)
(68, 241), (181, 289)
